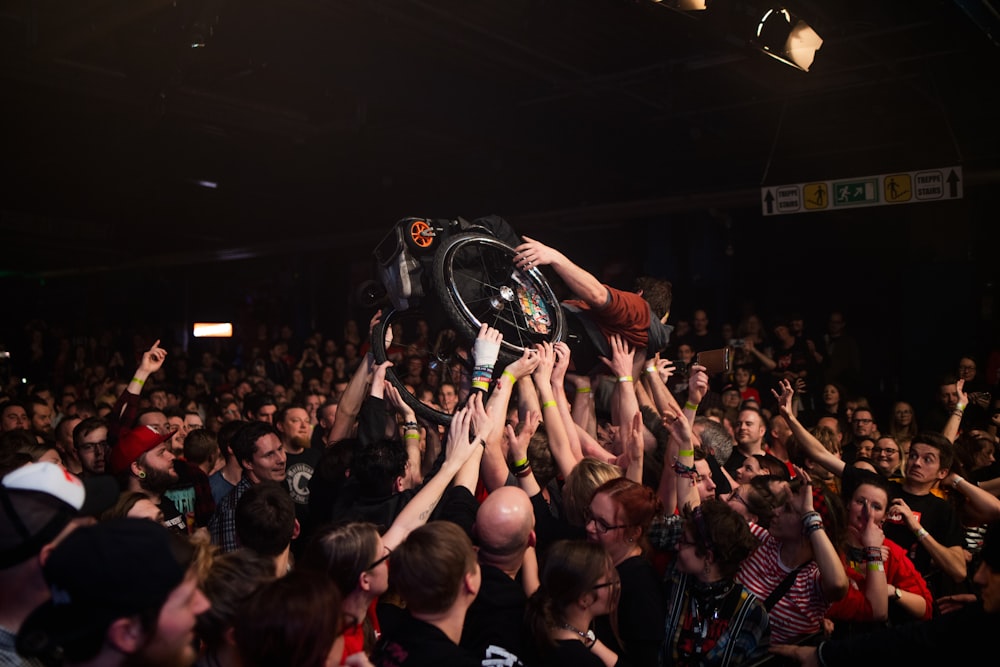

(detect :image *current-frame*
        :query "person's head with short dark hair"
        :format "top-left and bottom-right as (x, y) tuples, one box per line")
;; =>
(26, 396), (53, 436)
(135, 407), (170, 435)
(71, 399), (99, 421)
(235, 480), (296, 559)
(905, 431), (955, 484)
(72, 417), (110, 477)
(679, 498), (759, 578)
(351, 438), (409, 498)
(234, 569), (343, 667)
(216, 418), (246, 463)
(1, 400), (29, 432)
(526, 425), (556, 489)
(389, 520), (479, 616)
(0, 429), (61, 468)
(183, 428), (219, 468)
(300, 521), (385, 601)
(197, 549), (277, 664)
(230, 421), (286, 484)
(633, 275), (673, 321)
(243, 392), (278, 424)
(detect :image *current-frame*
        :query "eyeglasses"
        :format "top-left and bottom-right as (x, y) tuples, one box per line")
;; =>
(852, 418), (874, 424)
(583, 507), (633, 534)
(77, 440), (109, 453)
(592, 579), (620, 591)
(366, 546), (392, 570)
(872, 447), (899, 456)
(729, 491), (748, 508)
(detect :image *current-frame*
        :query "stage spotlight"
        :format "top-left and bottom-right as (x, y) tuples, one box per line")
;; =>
(651, 0), (708, 10)
(754, 7), (823, 71)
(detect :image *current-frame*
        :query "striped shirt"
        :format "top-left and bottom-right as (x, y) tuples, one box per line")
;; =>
(735, 522), (829, 644)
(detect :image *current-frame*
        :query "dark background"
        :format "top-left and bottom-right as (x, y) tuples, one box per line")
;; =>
(2, 0), (999, 418)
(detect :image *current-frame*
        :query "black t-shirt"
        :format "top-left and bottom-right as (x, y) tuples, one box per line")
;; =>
(883, 481), (963, 599)
(461, 564), (533, 667)
(594, 555), (665, 667)
(372, 612), (480, 667)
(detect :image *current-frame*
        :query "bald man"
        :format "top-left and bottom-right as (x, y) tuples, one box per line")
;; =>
(460, 486), (537, 667)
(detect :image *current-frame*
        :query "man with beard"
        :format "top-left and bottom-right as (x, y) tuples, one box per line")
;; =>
(275, 404), (319, 543)
(16, 518), (210, 667)
(109, 424), (188, 535)
(208, 421), (286, 553)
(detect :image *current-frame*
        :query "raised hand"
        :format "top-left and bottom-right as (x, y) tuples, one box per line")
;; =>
(599, 333), (634, 379)
(139, 339), (167, 375)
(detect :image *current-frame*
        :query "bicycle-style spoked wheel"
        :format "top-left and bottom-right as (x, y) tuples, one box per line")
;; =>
(432, 232), (566, 364)
(370, 308), (469, 426)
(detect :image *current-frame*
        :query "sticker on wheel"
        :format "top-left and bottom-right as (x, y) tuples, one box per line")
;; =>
(511, 271), (551, 334)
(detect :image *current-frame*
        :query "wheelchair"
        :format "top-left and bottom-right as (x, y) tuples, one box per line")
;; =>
(366, 215), (567, 426)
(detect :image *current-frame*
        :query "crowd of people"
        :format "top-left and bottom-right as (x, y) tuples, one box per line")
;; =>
(1, 233), (999, 667)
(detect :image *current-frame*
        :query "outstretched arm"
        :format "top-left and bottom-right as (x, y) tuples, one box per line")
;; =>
(514, 235), (609, 309)
(381, 396), (491, 550)
(773, 379), (846, 477)
(112, 339), (167, 430)
(329, 310), (382, 444)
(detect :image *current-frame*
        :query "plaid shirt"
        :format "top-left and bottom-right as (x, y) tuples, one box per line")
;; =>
(648, 512), (684, 551)
(208, 475), (252, 553)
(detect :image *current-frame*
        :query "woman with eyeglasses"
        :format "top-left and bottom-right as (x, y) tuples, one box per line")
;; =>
(585, 476), (667, 666)
(525, 539), (623, 667)
(886, 401), (918, 456)
(299, 398), (491, 665)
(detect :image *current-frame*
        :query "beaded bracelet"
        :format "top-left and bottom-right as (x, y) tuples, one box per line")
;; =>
(672, 459), (697, 478)
(804, 522), (825, 537)
(863, 546), (883, 562)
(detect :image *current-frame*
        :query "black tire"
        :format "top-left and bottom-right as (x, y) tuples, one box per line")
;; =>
(432, 231), (566, 364)
(370, 308), (465, 427)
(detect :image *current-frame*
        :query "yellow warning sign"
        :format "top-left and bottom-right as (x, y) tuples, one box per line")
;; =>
(884, 174), (912, 203)
(803, 183), (829, 210)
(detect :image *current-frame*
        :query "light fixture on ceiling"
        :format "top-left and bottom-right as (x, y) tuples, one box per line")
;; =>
(754, 7), (823, 71)
(650, 0), (708, 10)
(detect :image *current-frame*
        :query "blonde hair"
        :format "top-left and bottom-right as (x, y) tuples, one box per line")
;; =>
(561, 457), (622, 527)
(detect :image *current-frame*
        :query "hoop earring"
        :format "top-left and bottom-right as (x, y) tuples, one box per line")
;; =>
(137, 470), (146, 479)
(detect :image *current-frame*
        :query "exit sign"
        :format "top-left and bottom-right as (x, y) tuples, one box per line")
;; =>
(761, 166), (962, 216)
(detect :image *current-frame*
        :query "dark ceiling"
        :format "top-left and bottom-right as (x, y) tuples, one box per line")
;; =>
(2, 0), (1000, 278)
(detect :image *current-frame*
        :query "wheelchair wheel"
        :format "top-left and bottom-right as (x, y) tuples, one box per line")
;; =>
(370, 308), (469, 426)
(432, 232), (566, 364)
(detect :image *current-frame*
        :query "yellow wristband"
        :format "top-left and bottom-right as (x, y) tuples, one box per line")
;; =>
(131, 376), (145, 386)
(679, 449), (694, 457)
(542, 400), (557, 408)
(684, 401), (699, 411)
(513, 456), (528, 468)
(502, 370), (517, 385)
(471, 380), (490, 391)
(404, 433), (420, 440)
(576, 387), (592, 394)
(618, 375), (633, 383)
(645, 366), (657, 374)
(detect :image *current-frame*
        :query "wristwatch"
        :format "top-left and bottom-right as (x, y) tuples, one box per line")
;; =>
(892, 586), (902, 602)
